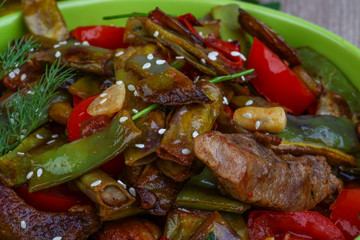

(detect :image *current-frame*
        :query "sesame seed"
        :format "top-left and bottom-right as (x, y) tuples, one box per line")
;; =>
(14, 68), (20, 74)
(245, 100), (253, 106)
(59, 41), (67, 45)
(222, 96), (229, 105)
(241, 76), (246, 81)
(201, 58), (206, 64)
(117, 180), (127, 188)
(133, 90), (140, 97)
(231, 51), (241, 56)
(199, 31), (203, 37)
(255, 120), (261, 130)
(91, 180), (101, 187)
(27, 90), (34, 95)
(99, 98), (107, 104)
(116, 80), (123, 85)
(182, 148), (191, 155)
(194, 76), (200, 83)
(156, 59), (166, 65)
(9, 72), (15, 79)
(158, 128), (166, 134)
(175, 56), (184, 59)
(52, 134), (59, 138)
(127, 84), (135, 91)
(30, 48), (34, 52)
(174, 139), (181, 144)
(178, 208), (190, 213)
(227, 38), (233, 42)
(17, 152), (25, 156)
(20, 74), (27, 81)
(135, 144), (145, 148)
(82, 41), (90, 46)
(239, 53), (246, 61)
(20, 135), (25, 140)
(47, 140), (55, 145)
(37, 168), (43, 177)
(100, 92), (107, 97)
(153, 30), (159, 37)
(55, 51), (61, 58)
(147, 53), (154, 60)
(142, 62), (151, 69)
(208, 51), (219, 61)
(243, 113), (252, 119)
(21, 129), (27, 134)
(26, 171), (34, 180)
(53, 44), (60, 48)
(21, 220), (26, 229)
(115, 51), (124, 57)
(192, 131), (199, 138)
(132, 109), (138, 114)
(53, 237), (62, 240)
(74, 42), (81, 45)
(119, 116), (128, 123)
(36, 134), (44, 139)
(129, 187), (136, 196)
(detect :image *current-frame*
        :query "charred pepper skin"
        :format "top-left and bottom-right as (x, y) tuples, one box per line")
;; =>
(28, 110), (142, 192)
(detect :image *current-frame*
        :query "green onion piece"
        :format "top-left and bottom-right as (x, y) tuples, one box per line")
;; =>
(209, 69), (255, 83)
(131, 69), (255, 120)
(131, 103), (160, 121)
(103, 12), (148, 20)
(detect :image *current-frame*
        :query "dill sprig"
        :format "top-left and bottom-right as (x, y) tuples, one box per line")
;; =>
(0, 0), (6, 10)
(0, 36), (41, 79)
(0, 60), (75, 156)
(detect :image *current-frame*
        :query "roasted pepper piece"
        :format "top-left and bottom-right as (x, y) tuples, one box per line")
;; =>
(155, 158), (204, 182)
(164, 208), (211, 240)
(297, 46), (360, 114)
(186, 166), (218, 190)
(221, 212), (249, 240)
(33, 37), (114, 75)
(175, 183), (250, 214)
(28, 110), (141, 192)
(99, 204), (145, 222)
(125, 110), (165, 166)
(276, 115), (360, 153)
(316, 89), (352, 119)
(68, 75), (102, 100)
(22, 0), (69, 41)
(157, 81), (223, 166)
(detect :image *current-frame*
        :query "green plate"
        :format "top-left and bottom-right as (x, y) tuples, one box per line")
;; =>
(1, 0), (360, 90)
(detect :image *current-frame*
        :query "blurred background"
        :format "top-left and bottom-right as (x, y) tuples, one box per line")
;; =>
(1, 0), (359, 47)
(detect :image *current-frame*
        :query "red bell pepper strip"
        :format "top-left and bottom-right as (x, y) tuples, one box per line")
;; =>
(14, 185), (91, 212)
(248, 210), (346, 240)
(246, 37), (316, 115)
(330, 189), (360, 240)
(70, 25), (129, 50)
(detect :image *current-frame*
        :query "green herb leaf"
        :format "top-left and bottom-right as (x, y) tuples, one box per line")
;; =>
(0, 36), (41, 79)
(203, 232), (216, 240)
(0, 59), (74, 156)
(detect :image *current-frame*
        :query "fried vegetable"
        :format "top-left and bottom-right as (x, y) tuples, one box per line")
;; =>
(33, 37), (114, 75)
(297, 46), (360, 114)
(155, 158), (204, 182)
(189, 211), (242, 240)
(48, 101), (72, 125)
(276, 115), (360, 153)
(186, 166), (218, 190)
(157, 81), (223, 166)
(99, 204), (145, 222)
(216, 110), (248, 134)
(176, 183), (250, 214)
(221, 212), (249, 240)
(28, 110), (141, 192)
(165, 208), (211, 240)
(134, 163), (180, 215)
(68, 75), (102, 99)
(22, 0), (69, 41)
(0, 182), (100, 240)
(238, 8), (301, 67)
(125, 110), (165, 166)
(292, 66), (322, 97)
(316, 89), (352, 119)
(75, 169), (135, 208)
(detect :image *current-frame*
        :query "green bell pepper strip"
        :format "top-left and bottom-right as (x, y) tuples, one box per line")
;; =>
(297, 46), (360, 114)
(276, 115), (360, 153)
(28, 110), (141, 192)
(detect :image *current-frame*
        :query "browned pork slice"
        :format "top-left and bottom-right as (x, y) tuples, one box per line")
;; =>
(194, 131), (343, 212)
(0, 183), (100, 240)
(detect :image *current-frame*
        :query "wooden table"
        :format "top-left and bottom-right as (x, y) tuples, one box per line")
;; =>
(264, 0), (360, 48)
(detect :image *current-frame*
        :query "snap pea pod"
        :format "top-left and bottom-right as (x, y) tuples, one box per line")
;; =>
(28, 110), (141, 192)
(276, 115), (360, 153)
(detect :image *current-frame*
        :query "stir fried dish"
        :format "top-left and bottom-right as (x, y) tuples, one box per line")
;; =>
(1, 1), (360, 239)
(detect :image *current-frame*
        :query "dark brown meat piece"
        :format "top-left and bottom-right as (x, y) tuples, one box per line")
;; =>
(238, 8), (302, 68)
(194, 132), (342, 211)
(0, 182), (100, 240)
(95, 217), (162, 240)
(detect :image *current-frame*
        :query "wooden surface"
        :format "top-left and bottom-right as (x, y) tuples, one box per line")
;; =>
(263, 0), (360, 48)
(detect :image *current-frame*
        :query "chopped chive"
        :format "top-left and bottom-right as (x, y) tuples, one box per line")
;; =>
(103, 12), (148, 20)
(170, 59), (185, 70)
(131, 103), (160, 121)
(131, 69), (255, 120)
(209, 69), (255, 83)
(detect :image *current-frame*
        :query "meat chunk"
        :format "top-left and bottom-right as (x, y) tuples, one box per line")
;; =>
(194, 132), (342, 211)
(0, 183), (100, 240)
(95, 217), (162, 240)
